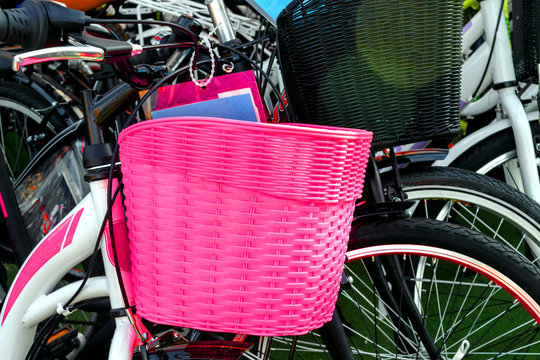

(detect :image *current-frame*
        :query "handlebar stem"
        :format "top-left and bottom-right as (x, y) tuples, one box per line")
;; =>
(206, 0), (236, 43)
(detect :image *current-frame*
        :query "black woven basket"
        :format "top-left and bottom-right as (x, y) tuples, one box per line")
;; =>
(277, 0), (462, 149)
(513, 0), (540, 83)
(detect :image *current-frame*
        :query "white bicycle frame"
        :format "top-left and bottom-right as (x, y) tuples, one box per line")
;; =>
(0, 179), (141, 359)
(434, 0), (540, 203)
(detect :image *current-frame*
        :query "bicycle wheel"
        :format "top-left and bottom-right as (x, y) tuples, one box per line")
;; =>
(384, 166), (540, 263)
(0, 80), (85, 304)
(0, 80), (67, 181)
(451, 121), (540, 191)
(266, 218), (540, 359)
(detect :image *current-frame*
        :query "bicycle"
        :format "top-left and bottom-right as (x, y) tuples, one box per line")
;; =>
(1, 0), (539, 272)
(0, 0), (148, 262)
(83, 0), (540, 258)
(94, 0), (540, 271)
(122, 0), (540, 204)
(112, 0), (540, 258)
(387, 0), (540, 259)
(1, 1), (540, 359)
(433, 0), (540, 202)
(0, 0), (171, 272)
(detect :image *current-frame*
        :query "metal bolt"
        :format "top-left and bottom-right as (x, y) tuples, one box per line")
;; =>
(27, 133), (46, 142)
(222, 63), (234, 73)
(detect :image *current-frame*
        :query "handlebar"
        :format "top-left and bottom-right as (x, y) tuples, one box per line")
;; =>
(12, 46), (104, 71)
(0, 1), (201, 62)
(1, 1), (211, 94)
(0, 0), (147, 73)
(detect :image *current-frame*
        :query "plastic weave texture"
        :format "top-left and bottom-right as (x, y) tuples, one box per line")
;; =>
(118, 117), (372, 336)
(277, 0), (462, 149)
(513, 0), (539, 82)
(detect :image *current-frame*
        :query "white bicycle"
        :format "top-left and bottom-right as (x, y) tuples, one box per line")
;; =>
(1, 1), (540, 359)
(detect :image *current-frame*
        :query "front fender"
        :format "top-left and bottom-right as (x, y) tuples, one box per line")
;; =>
(376, 148), (449, 169)
(434, 112), (539, 167)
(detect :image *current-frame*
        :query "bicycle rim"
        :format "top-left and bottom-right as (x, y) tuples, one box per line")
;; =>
(476, 149), (533, 192)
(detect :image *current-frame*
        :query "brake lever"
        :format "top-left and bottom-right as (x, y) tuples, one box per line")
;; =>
(12, 46), (104, 71)
(68, 32), (142, 61)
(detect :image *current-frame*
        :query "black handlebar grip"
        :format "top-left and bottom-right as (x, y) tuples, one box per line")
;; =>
(41, 1), (86, 32)
(0, 0), (49, 50)
(0, 0), (87, 51)
(0, 13), (7, 41)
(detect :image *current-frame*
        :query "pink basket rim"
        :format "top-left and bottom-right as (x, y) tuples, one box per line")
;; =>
(119, 116), (373, 142)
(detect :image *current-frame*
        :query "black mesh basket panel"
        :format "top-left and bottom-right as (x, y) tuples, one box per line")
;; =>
(277, 0), (462, 149)
(513, 0), (539, 83)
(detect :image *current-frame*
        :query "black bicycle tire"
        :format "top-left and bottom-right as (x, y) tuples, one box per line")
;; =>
(384, 166), (540, 260)
(266, 218), (540, 359)
(397, 166), (540, 226)
(348, 217), (540, 297)
(0, 79), (75, 132)
(451, 121), (540, 182)
(0, 81), (52, 113)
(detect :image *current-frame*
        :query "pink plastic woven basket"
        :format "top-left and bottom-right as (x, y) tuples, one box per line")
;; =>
(118, 117), (372, 336)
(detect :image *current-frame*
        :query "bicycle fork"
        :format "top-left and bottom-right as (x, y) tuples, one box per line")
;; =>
(346, 155), (442, 359)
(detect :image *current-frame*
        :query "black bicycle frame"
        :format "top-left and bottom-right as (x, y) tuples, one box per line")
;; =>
(0, 153), (33, 264)
(346, 155), (440, 359)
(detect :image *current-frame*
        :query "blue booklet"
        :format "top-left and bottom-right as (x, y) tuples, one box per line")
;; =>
(152, 93), (259, 123)
(144, 71), (267, 123)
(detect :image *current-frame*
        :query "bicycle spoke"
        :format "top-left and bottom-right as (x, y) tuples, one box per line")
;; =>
(0, 110), (4, 153)
(470, 319), (540, 356)
(503, 159), (523, 191)
(0, 111), (15, 179)
(13, 113), (27, 175)
(424, 199), (537, 270)
(340, 278), (418, 351)
(451, 202), (510, 242)
(444, 282), (510, 348)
